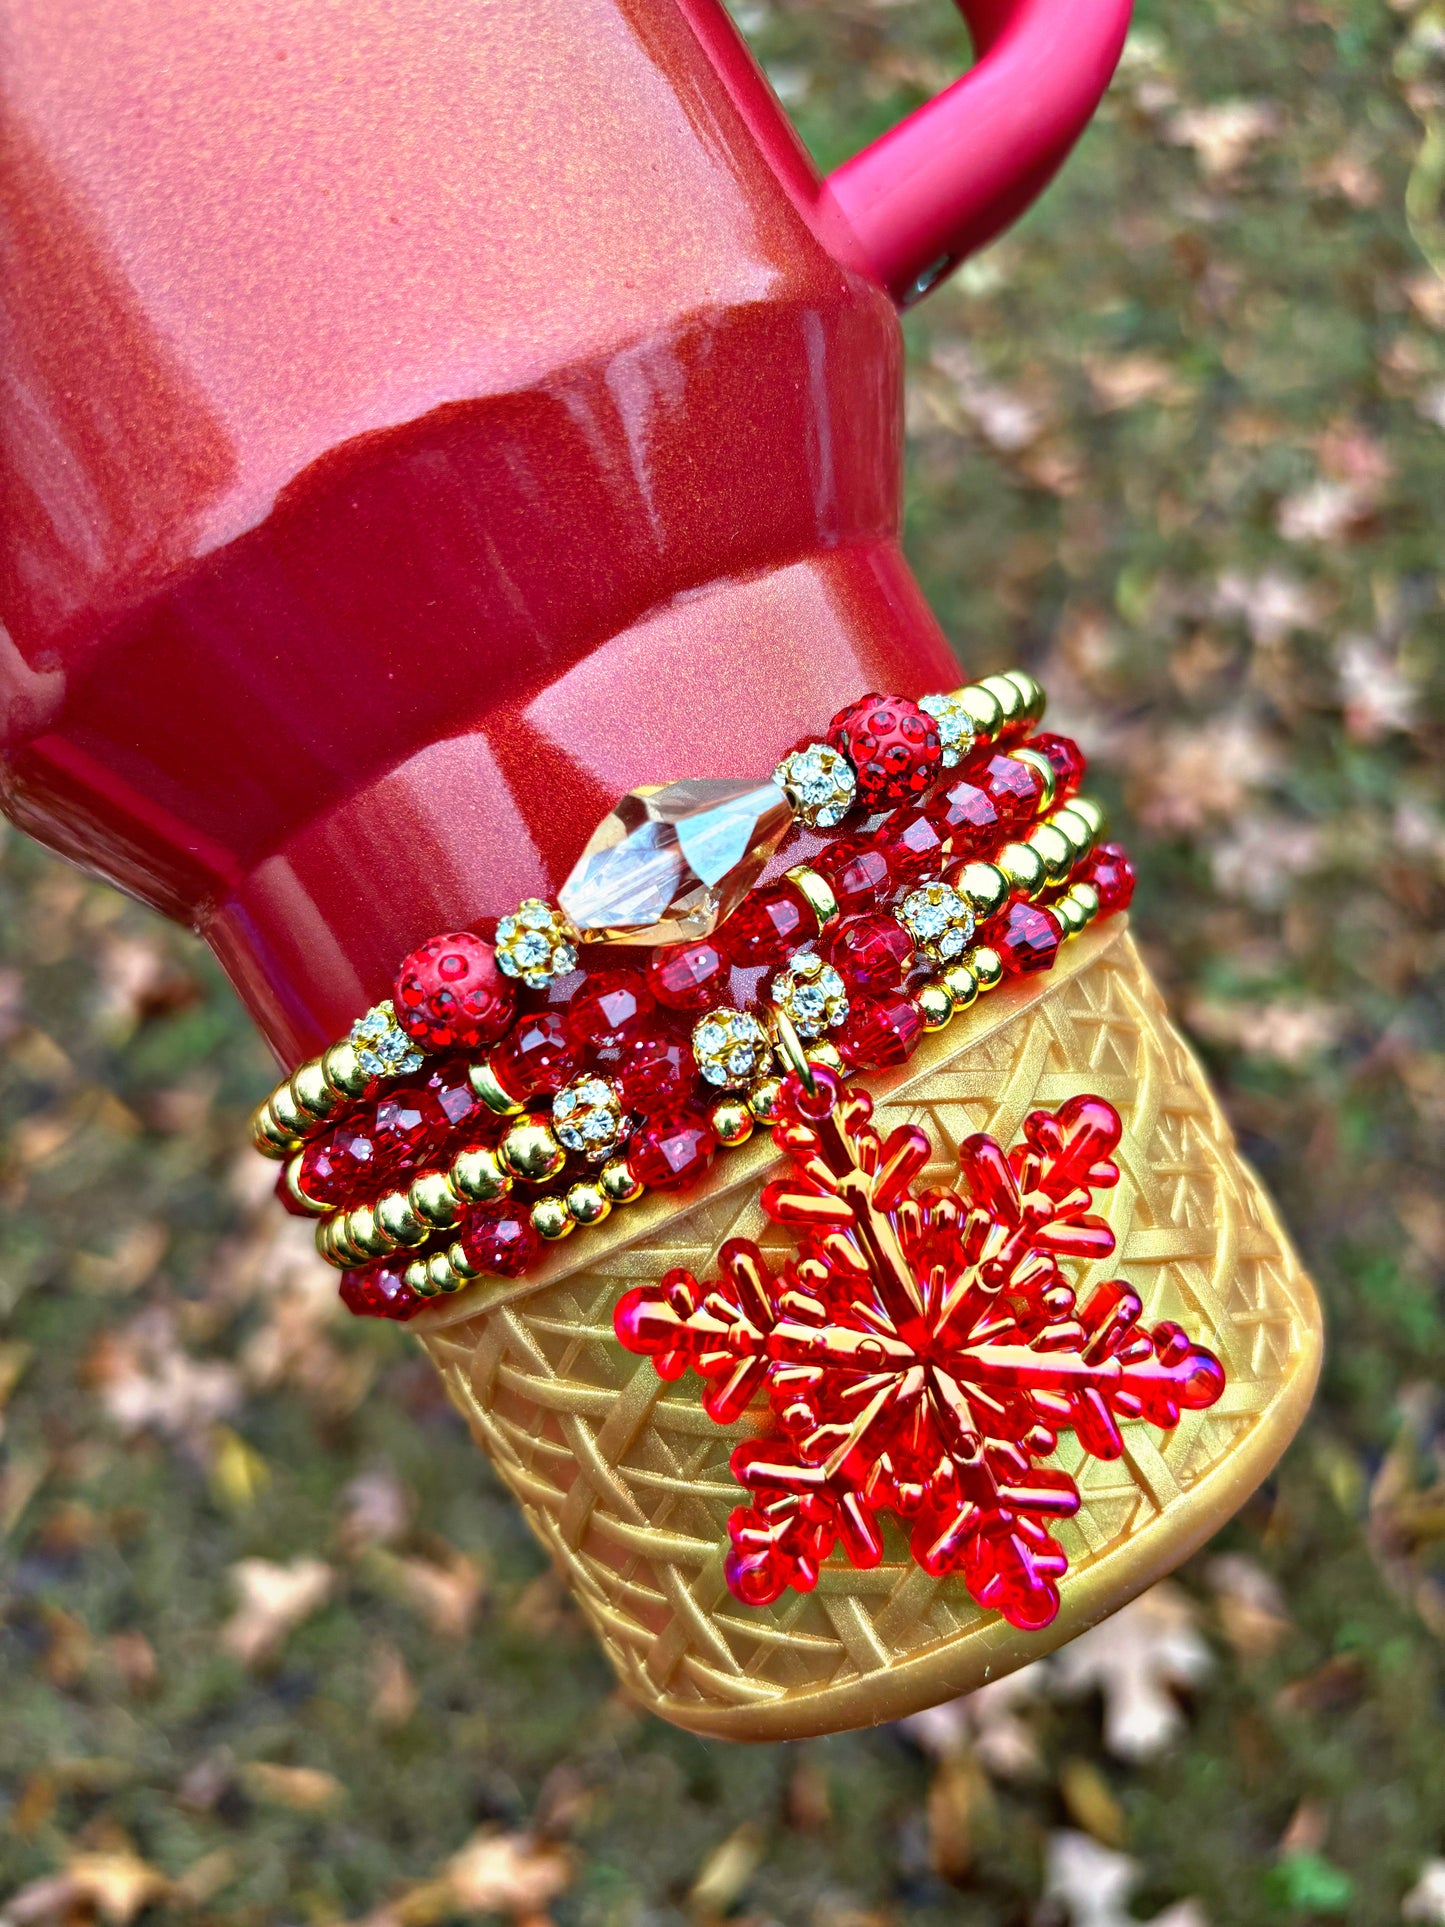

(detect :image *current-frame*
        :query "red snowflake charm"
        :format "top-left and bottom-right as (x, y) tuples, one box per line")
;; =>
(614, 1068), (1225, 1632)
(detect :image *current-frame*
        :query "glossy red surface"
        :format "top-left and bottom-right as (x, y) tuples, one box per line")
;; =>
(0, 0), (1127, 1066)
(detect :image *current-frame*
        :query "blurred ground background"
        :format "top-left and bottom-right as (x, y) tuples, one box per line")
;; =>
(3, 0), (1445, 1920)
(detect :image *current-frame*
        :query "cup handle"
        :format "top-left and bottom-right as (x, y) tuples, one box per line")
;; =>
(814, 0), (1132, 306)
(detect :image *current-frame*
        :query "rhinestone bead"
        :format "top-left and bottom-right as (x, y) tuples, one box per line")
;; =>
(494, 900), (579, 988)
(835, 992), (924, 1070)
(350, 1002), (425, 1078)
(719, 879), (817, 968)
(919, 690), (979, 768)
(773, 741), (857, 828)
(827, 693), (942, 808)
(394, 931), (515, 1050)
(559, 779), (793, 945)
(770, 951), (849, 1039)
(491, 1012), (580, 1098)
(1083, 842), (1137, 913)
(692, 1008), (771, 1089)
(895, 881), (975, 965)
(825, 913), (915, 993)
(630, 1108), (718, 1191)
(992, 900), (1063, 975)
(340, 1259), (426, 1321)
(552, 1076), (626, 1159)
(648, 939), (728, 1011)
(812, 837), (892, 915)
(457, 1200), (541, 1278)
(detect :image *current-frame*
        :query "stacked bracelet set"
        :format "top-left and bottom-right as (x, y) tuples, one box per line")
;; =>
(251, 670), (1137, 1322)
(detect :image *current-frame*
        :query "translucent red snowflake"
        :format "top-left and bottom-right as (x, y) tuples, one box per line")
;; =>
(614, 1066), (1225, 1631)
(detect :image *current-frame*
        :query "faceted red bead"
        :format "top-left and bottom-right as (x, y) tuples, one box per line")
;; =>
(275, 1167), (315, 1217)
(928, 753), (1044, 858)
(372, 1084), (450, 1185)
(426, 1057), (486, 1136)
(827, 693), (942, 808)
(1084, 843), (1136, 914)
(340, 1259), (425, 1321)
(565, 969), (655, 1048)
(630, 1108), (717, 1191)
(719, 879), (817, 968)
(648, 939), (728, 1011)
(873, 806), (947, 884)
(491, 1011), (580, 1099)
(393, 930), (515, 1050)
(825, 913), (914, 993)
(835, 992), (924, 1070)
(812, 837), (892, 915)
(991, 900), (1063, 976)
(458, 1199), (540, 1278)
(1029, 732), (1086, 802)
(299, 1115), (379, 1207)
(600, 1024), (697, 1107)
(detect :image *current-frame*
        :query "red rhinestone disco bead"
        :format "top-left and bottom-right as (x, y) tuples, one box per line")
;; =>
(719, 879), (816, 968)
(1029, 732), (1086, 802)
(606, 1026), (697, 1107)
(458, 1200), (540, 1278)
(825, 913), (915, 993)
(491, 1011), (580, 1099)
(874, 806), (948, 884)
(1084, 843), (1137, 913)
(393, 931), (515, 1050)
(993, 901), (1063, 976)
(812, 837), (892, 915)
(835, 992), (924, 1070)
(827, 693), (942, 808)
(648, 939), (727, 1011)
(340, 1260), (425, 1321)
(565, 969), (655, 1048)
(299, 1116), (379, 1208)
(631, 1108), (718, 1191)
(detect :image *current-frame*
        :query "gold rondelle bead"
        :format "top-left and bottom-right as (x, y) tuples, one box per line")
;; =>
(972, 947), (1005, 991)
(748, 1075), (785, 1123)
(807, 1041), (845, 1077)
(1055, 894), (1088, 938)
(500, 1119), (567, 1183)
(1004, 668), (1047, 726)
(281, 1154), (326, 1217)
(323, 1216), (367, 1270)
(251, 1106), (295, 1158)
(321, 1039), (373, 1101)
(978, 672), (1028, 733)
(1027, 822), (1075, 889)
(1012, 746), (1057, 813)
(955, 683), (1005, 745)
(532, 1196), (575, 1241)
(447, 1241), (482, 1281)
(1068, 880), (1101, 923)
(377, 1190), (428, 1247)
(955, 862), (1009, 920)
(448, 1149), (509, 1206)
(1069, 795), (1106, 838)
(350, 1205), (391, 1261)
(427, 1251), (463, 1294)
(270, 1084), (308, 1139)
(942, 963), (979, 1010)
(469, 1060), (525, 1117)
(997, 841), (1047, 898)
(290, 1059), (334, 1121)
(916, 982), (954, 1031)
(600, 1157), (644, 1205)
(1048, 805), (1095, 863)
(408, 1170), (464, 1227)
(566, 1181), (611, 1227)
(403, 1257), (431, 1295)
(710, 1098), (754, 1147)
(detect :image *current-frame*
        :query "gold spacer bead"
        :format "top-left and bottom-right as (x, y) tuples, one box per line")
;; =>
(998, 841), (1047, 898)
(447, 1240), (482, 1281)
(954, 683), (1005, 745)
(1012, 746), (1057, 813)
(710, 1098), (754, 1148)
(600, 1157), (644, 1205)
(978, 672), (1030, 735)
(972, 947), (1004, 992)
(1004, 669), (1047, 727)
(808, 1041), (845, 1077)
(955, 862), (1009, 920)
(566, 1181), (611, 1227)
(281, 1153), (326, 1217)
(270, 1085), (308, 1139)
(448, 1149), (509, 1206)
(403, 1257), (431, 1296)
(290, 1059), (334, 1122)
(916, 982), (954, 1031)
(377, 1190), (429, 1248)
(500, 1119), (566, 1184)
(315, 1217), (348, 1269)
(532, 1196), (574, 1241)
(785, 862), (840, 932)
(469, 1059), (525, 1117)
(748, 1075), (784, 1122)
(1069, 795), (1106, 838)
(942, 963), (979, 1010)
(408, 1170), (464, 1227)
(1048, 805), (1095, 864)
(1027, 822), (1074, 890)
(348, 1204), (392, 1261)
(427, 1251), (465, 1295)
(250, 1104), (296, 1158)
(321, 1040), (372, 1101)
(324, 1214), (368, 1269)
(1068, 880), (1101, 924)
(1054, 894), (1088, 938)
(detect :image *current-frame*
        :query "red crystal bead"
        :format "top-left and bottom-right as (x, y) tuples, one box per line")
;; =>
(827, 693), (942, 808)
(835, 992), (924, 1069)
(393, 930), (515, 1050)
(458, 1200), (540, 1278)
(601, 1024), (697, 1107)
(825, 912), (915, 993)
(719, 879), (817, 968)
(340, 1259), (425, 1321)
(1084, 843), (1136, 914)
(299, 1115), (379, 1207)
(648, 939), (727, 1011)
(812, 837), (892, 915)
(873, 806), (947, 884)
(275, 1168), (315, 1217)
(992, 900), (1063, 976)
(491, 1011), (580, 1099)
(928, 752), (1044, 858)
(565, 969), (655, 1048)
(630, 1108), (717, 1191)
(372, 1084), (450, 1185)
(1029, 732), (1086, 802)
(425, 1057), (486, 1136)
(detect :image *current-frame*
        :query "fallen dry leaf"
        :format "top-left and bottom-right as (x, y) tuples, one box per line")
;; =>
(1044, 1830), (1209, 1927)
(368, 1640), (418, 1728)
(689, 1821), (765, 1918)
(4, 1849), (170, 1926)
(221, 1556), (334, 1667)
(239, 1761), (346, 1812)
(898, 1659), (1049, 1779)
(1404, 1860), (1445, 1923)
(342, 1466), (413, 1553)
(926, 1753), (994, 1882)
(1168, 98), (1281, 178)
(1052, 1584), (1213, 1762)
(1060, 1757), (1128, 1849)
(1206, 1554), (1292, 1660)
(446, 1829), (574, 1920)
(88, 1310), (241, 1447)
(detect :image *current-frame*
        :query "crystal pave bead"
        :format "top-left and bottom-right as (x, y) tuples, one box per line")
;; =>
(558, 780), (793, 947)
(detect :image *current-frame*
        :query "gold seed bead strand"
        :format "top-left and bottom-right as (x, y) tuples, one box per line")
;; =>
(314, 1143), (512, 1271)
